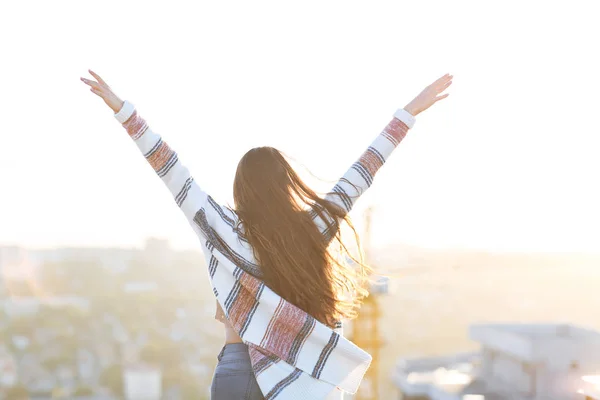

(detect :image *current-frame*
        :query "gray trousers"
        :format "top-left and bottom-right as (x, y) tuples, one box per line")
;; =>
(211, 343), (264, 400)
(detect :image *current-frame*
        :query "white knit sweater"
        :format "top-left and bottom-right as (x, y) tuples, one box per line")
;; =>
(113, 100), (415, 399)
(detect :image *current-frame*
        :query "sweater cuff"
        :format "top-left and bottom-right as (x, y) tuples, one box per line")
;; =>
(114, 100), (136, 124)
(393, 108), (416, 129)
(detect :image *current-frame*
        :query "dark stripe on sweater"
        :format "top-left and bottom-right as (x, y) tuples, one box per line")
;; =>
(332, 185), (352, 212)
(208, 255), (218, 278)
(312, 331), (340, 379)
(351, 162), (373, 186)
(175, 177), (194, 207)
(224, 281), (242, 311)
(368, 146), (386, 165)
(206, 240), (215, 252)
(208, 196), (236, 227)
(207, 197), (250, 244)
(223, 267), (246, 312)
(193, 209), (263, 278)
(254, 353), (280, 375)
(287, 315), (316, 366)
(339, 177), (363, 196)
(265, 369), (303, 400)
(157, 153), (179, 178)
(144, 138), (163, 158)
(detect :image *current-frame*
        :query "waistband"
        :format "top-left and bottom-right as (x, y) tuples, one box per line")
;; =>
(217, 342), (250, 361)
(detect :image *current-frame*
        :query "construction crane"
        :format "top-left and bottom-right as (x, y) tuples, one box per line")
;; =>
(349, 206), (386, 400)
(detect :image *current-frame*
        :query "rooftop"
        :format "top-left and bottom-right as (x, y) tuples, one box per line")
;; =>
(392, 352), (488, 400)
(579, 375), (600, 399)
(393, 323), (600, 400)
(470, 323), (600, 368)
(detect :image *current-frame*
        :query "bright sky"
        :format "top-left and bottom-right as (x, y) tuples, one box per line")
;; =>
(1, 1), (599, 253)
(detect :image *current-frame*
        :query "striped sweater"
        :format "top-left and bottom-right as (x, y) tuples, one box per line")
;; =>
(113, 100), (415, 399)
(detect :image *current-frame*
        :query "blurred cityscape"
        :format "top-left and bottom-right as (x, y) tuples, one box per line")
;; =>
(1, 239), (600, 399)
(0, 238), (220, 399)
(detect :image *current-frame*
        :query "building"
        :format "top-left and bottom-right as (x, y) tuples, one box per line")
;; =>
(579, 375), (600, 399)
(2, 296), (90, 318)
(124, 365), (162, 400)
(32, 246), (138, 274)
(392, 323), (600, 400)
(0, 345), (18, 388)
(123, 282), (159, 293)
(583, 390), (600, 400)
(0, 246), (35, 282)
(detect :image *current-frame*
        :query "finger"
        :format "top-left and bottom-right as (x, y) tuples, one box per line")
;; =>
(434, 93), (450, 102)
(432, 75), (453, 90)
(439, 80), (453, 91)
(88, 70), (108, 87)
(81, 77), (102, 89)
(431, 73), (451, 87)
(90, 88), (105, 97)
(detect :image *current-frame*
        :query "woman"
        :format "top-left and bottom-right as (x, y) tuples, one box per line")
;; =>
(81, 71), (452, 399)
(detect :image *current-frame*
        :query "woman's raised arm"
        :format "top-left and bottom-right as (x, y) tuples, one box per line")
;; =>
(81, 70), (240, 246)
(314, 74), (453, 234)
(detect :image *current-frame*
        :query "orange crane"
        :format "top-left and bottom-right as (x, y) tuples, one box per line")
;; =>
(349, 207), (385, 400)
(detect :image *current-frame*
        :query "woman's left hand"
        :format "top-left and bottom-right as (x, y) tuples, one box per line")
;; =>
(403, 73), (453, 116)
(81, 70), (124, 113)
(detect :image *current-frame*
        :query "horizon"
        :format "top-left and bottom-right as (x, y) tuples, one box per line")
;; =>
(3, 238), (600, 257)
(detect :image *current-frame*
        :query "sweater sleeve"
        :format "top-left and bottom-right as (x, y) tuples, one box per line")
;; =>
(114, 100), (239, 245)
(312, 108), (416, 236)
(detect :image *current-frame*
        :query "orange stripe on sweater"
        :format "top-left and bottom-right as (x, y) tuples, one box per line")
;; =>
(123, 111), (148, 140)
(147, 142), (174, 172)
(385, 118), (408, 144)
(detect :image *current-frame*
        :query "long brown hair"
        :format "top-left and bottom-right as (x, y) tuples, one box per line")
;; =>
(233, 146), (370, 328)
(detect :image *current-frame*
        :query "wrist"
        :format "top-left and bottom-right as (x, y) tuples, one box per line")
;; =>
(114, 100), (135, 124)
(403, 105), (418, 117)
(111, 98), (124, 114)
(393, 108), (416, 129)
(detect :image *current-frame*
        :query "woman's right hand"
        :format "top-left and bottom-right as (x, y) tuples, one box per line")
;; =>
(403, 73), (453, 116)
(81, 70), (124, 113)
